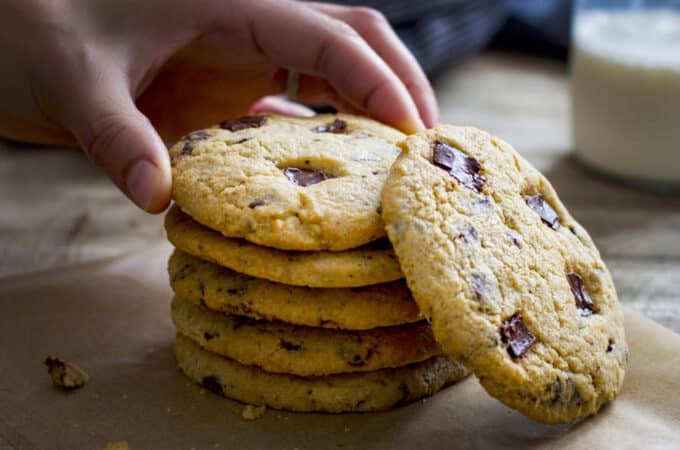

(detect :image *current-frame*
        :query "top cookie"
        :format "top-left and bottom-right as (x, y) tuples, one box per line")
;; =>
(381, 125), (627, 424)
(169, 113), (404, 251)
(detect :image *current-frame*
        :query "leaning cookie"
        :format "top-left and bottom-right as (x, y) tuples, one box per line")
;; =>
(172, 297), (439, 376)
(169, 113), (404, 251)
(174, 334), (468, 413)
(168, 250), (420, 329)
(381, 126), (627, 424)
(165, 206), (403, 288)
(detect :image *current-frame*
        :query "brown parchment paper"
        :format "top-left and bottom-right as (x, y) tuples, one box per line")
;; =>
(0, 244), (679, 450)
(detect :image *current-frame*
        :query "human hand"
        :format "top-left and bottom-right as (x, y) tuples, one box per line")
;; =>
(0, 0), (438, 212)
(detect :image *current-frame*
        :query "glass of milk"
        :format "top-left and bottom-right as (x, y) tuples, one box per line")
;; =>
(571, 0), (680, 190)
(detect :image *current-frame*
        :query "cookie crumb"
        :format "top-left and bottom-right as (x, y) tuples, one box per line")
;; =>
(101, 441), (131, 450)
(241, 404), (266, 420)
(45, 356), (89, 389)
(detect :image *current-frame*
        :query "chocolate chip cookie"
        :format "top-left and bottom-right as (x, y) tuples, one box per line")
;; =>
(169, 113), (404, 251)
(172, 296), (439, 376)
(169, 250), (420, 329)
(381, 126), (627, 424)
(165, 206), (403, 288)
(174, 334), (468, 413)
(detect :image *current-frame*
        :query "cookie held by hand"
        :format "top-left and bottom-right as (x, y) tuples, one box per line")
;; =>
(169, 113), (404, 251)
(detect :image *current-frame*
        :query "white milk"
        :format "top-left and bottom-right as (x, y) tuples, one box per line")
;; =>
(571, 9), (680, 186)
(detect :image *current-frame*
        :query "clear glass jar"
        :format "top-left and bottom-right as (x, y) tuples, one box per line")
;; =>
(571, 0), (680, 191)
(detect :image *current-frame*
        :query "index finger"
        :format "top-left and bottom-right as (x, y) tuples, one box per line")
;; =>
(307, 3), (439, 128)
(237, 0), (424, 133)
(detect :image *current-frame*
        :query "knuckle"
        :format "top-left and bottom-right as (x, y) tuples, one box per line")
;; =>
(349, 7), (388, 29)
(327, 17), (360, 40)
(314, 20), (362, 74)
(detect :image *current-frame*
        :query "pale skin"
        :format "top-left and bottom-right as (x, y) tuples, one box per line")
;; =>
(0, 0), (439, 213)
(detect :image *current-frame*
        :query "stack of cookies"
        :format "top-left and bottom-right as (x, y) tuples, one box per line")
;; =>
(165, 113), (629, 424)
(164, 114), (469, 413)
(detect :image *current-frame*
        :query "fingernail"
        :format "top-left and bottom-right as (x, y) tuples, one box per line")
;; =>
(126, 159), (159, 211)
(402, 117), (426, 134)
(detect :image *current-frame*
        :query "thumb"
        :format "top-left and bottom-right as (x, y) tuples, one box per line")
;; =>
(64, 79), (172, 213)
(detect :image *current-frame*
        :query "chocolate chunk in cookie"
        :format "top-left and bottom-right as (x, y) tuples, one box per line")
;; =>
(567, 273), (595, 316)
(219, 115), (267, 131)
(432, 141), (486, 193)
(177, 130), (213, 158)
(313, 119), (347, 134)
(201, 375), (224, 396)
(279, 339), (303, 352)
(283, 168), (329, 187)
(525, 194), (560, 230)
(248, 199), (266, 209)
(499, 314), (535, 358)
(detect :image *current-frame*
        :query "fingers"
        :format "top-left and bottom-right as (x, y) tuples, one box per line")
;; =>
(240, 0), (424, 133)
(296, 75), (363, 114)
(307, 3), (439, 127)
(62, 78), (171, 213)
(248, 95), (315, 117)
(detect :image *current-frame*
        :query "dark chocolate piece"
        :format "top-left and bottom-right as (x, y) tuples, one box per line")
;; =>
(283, 167), (329, 187)
(396, 383), (412, 406)
(178, 130), (212, 157)
(248, 199), (265, 208)
(201, 376), (224, 396)
(203, 331), (219, 341)
(500, 313), (536, 358)
(524, 194), (560, 230)
(313, 119), (347, 133)
(226, 288), (247, 296)
(456, 226), (478, 244)
(171, 264), (194, 282)
(279, 339), (302, 352)
(507, 231), (522, 247)
(185, 130), (212, 141)
(607, 340), (616, 353)
(345, 348), (374, 367)
(432, 141), (486, 193)
(219, 115), (267, 131)
(567, 273), (594, 316)
(198, 280), (206, 299)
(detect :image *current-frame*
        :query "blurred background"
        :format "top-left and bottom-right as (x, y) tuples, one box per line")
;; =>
(321, 0), (571, 75)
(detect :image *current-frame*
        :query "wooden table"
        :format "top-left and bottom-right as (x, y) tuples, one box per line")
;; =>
(1, 51), (679, 449)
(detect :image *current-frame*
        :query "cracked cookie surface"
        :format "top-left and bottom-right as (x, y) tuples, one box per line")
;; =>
(174, 334), (468, 413)
(172, 296), (439, 376)
(169, 113), (404, 251)
(381, 125), (627, 424)
(168, 250), (419, 329)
